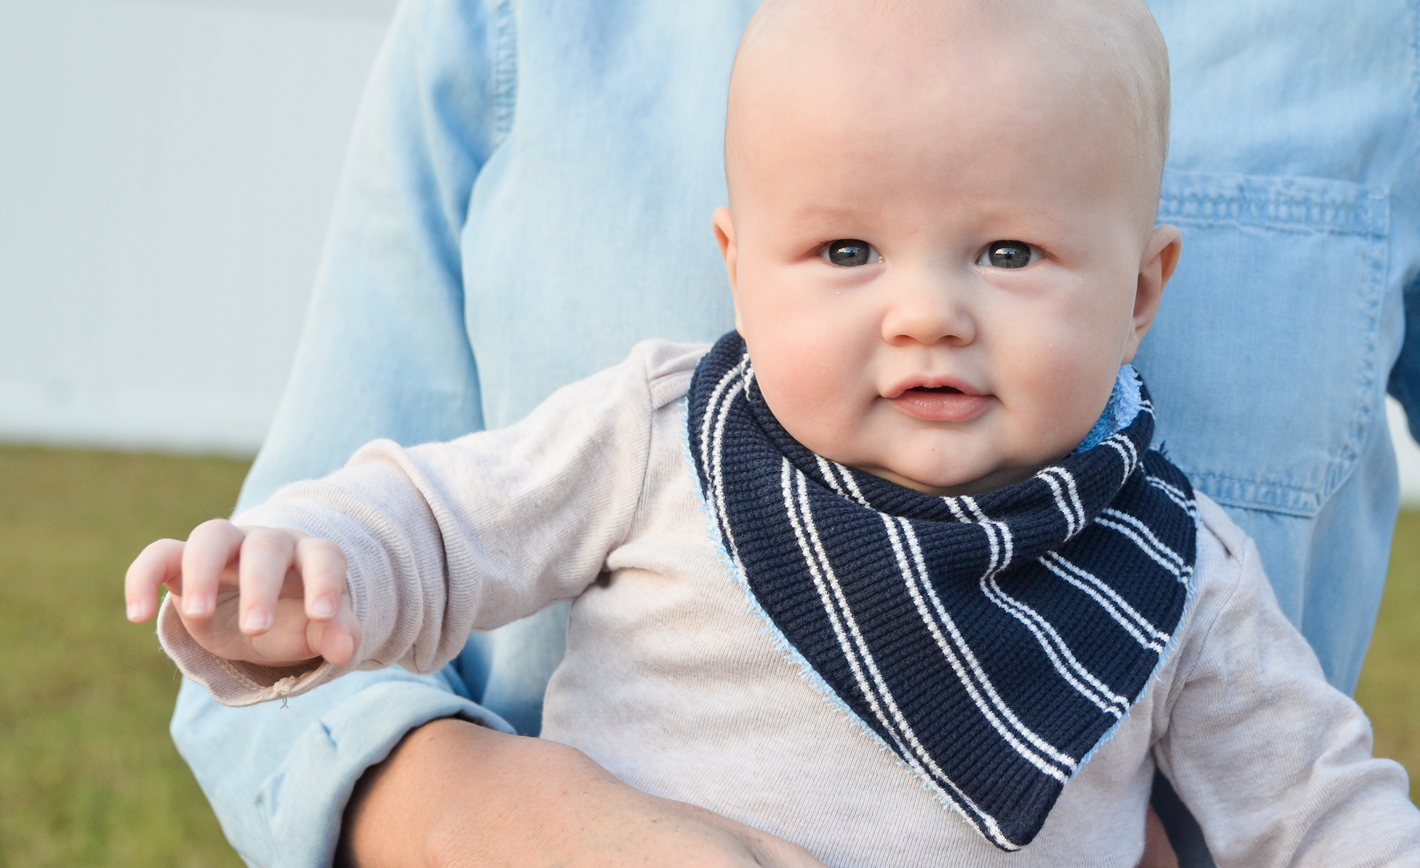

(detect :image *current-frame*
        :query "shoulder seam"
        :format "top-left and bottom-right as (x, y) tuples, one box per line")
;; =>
(641, 341), (709, 410)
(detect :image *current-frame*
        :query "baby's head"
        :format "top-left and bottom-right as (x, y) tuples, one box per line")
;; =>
(712, 0), (1181, 496)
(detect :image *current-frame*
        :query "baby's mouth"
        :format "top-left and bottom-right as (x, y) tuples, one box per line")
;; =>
(889, 383), (990, 422)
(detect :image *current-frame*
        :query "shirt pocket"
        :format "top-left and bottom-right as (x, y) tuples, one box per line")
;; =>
(1133, 170), (1390, 518)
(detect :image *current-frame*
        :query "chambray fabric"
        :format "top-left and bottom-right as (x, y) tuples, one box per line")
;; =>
(171, 1), (1420, 866)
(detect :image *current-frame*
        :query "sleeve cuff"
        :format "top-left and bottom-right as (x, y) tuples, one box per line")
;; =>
(172, 667), (513, 868)
(158, 595), (336, 706)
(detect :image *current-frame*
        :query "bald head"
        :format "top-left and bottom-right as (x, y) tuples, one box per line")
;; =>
(725, 0), (1171, 230)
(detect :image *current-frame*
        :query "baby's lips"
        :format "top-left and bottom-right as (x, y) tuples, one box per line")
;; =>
(882, 373), (985, 400)
(888, 388), (992, 422)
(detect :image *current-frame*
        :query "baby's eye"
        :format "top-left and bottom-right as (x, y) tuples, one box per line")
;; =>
(977, 241), (1037, 269)
(823, 239), (882, 267)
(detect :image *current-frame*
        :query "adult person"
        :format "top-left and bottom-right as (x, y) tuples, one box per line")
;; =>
(170, 1), (1419, 866)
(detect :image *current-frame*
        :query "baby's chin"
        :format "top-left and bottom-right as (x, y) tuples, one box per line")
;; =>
(857, 459), (1056, 498)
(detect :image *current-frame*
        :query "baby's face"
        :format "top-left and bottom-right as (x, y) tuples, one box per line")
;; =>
(715, 4), (1179, 496)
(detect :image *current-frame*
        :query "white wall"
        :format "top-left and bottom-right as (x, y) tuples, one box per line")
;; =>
(2, 0), (1419, 506)
(0, 0), (394, 455)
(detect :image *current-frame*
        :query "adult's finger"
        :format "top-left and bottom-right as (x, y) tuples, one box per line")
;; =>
(180, 519), (247, 620)
(236, 527), (300, 635)
(124, 538), (186, 622)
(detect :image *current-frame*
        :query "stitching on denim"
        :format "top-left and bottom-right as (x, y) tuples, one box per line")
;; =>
(489, 0), (518, 143)
(1157, 182), (1388, 237)
(1155, 169), (1389, 514)
(1411, 0), (1420, 123)
(1184, 208), (1390, 513)
(1187, 473), (1319, 517)
(1188, 472), (1319, 498)
(1329, 214), (1389, 498)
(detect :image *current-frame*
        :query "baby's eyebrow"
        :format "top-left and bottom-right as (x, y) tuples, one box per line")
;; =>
(781, 202), (863, 226)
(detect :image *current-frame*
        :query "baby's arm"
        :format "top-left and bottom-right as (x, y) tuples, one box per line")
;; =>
(1155, 497), (1420, 865)
(125, 520), (359, 669)
(126, 341), (693, 707)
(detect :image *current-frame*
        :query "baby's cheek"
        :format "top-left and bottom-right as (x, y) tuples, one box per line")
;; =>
(756, 363), (866, 463)
(749, 351), (816, 423)
(1016, 355), (1113, 448)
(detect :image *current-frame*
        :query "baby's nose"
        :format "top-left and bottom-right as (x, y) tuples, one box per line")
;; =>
(880, 274), (975, 347)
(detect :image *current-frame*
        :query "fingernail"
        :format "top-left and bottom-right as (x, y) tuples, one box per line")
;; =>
(242, 609), (272, 632)
(185, 593), (210, 617)
(126, 602), (143, 621)
(311, 597), (335, 619)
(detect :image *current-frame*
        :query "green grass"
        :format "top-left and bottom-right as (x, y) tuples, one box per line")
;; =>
(0, 444), (1414, 865)
(1355, 509), (1420, 803)
(0, 446), (248, 868)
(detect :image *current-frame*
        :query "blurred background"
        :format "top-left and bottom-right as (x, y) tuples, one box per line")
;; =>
(0, 0), (1416, 865)
(1, 0), (394, 456)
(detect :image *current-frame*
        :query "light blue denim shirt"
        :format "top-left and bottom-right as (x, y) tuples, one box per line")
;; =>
(174, 1), (1420, 865)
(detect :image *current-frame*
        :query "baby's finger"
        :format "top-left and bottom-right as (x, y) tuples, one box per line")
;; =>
(125, 538), (186, 622)
(294, 537), (348, 623)
(181, 520), (247, 620)
(236, 528), (300, 636)
(307, 608), (359, 667)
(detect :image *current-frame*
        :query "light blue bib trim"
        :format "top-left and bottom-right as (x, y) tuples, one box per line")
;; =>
(1074, 365), (1143, 453)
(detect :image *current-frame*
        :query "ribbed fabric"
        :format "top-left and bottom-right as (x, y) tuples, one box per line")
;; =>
(687, 332), (1197, 850)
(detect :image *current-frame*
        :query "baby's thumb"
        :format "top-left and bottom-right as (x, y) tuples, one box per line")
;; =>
(308, 610), (359, 667)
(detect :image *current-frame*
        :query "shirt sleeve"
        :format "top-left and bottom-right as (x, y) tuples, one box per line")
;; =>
(233, 0), (509, 513)
(168, 2), (513, 865)
(161, 345), (669, 708)
(1152, 499), (1420, 867)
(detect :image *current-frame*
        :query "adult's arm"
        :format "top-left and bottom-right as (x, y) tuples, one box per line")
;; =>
(237, 0), (496, 509)
(339, 720), (827, 868)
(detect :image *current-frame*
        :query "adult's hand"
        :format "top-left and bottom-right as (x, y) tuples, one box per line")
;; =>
(339, 718), (830, 868)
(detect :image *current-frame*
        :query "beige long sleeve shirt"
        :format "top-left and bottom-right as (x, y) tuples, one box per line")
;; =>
(160, 340), (1420, 867)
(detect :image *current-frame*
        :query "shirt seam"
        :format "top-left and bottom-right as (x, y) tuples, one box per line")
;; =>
(1156, 184), (1389, 237)
(488, 0), (518, 145)
(1410, 0), (1420, 124)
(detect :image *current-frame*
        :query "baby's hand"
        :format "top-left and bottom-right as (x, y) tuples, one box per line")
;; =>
(124, 520), (359, 668)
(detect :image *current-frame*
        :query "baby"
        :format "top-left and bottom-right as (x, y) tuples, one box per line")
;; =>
(126, 0), (1420, 864)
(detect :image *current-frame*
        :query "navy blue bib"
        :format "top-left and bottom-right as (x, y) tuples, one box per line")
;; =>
(687, 332), (1196, 850)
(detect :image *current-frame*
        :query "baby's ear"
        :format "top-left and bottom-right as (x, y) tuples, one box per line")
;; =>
(712, 207), (744, 331)
(1124, 224), (1182, 361)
